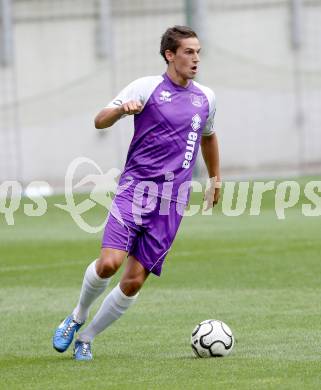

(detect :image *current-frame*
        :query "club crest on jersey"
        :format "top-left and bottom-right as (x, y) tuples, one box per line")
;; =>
(159, 90), (172, 102)
(190, 94), (203, 107)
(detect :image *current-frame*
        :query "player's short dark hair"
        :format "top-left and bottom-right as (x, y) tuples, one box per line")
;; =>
(160, 25), (198, 64)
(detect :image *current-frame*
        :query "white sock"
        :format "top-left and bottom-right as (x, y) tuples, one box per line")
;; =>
(78, 283), (138, 342)
(72, 260), (111, 324)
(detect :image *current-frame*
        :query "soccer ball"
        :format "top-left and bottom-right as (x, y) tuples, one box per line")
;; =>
(191, 319), (234, 358)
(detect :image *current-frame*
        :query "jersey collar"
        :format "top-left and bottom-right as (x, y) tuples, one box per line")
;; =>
(163, 72), (193, 91)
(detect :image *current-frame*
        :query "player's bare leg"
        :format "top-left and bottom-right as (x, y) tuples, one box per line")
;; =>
(74, 255), (149, 360)
(119, 255), (150, 296)
(95, 248), (127, 278)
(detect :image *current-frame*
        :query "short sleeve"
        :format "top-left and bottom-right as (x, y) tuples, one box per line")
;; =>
(202, 89), (216, 136)
(105, 76), (164, 114)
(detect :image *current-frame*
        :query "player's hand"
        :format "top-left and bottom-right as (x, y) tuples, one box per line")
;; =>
(203, 182), (221, 211)
(121, 100), (143, 115)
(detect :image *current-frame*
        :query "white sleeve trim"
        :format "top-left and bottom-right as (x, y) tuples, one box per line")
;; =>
(193, 81), (216, 135)
(201, 130), (216, 137)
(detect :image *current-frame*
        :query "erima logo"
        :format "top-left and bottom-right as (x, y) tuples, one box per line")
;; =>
(159, 90), (172, 102)
(191, 114), (201, 131)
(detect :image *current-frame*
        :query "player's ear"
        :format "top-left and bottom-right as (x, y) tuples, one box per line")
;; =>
(165, 49), (175, 63)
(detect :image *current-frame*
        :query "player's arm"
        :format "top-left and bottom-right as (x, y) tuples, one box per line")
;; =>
(95, 100), (143, 129)
(201, 133), (221, 207)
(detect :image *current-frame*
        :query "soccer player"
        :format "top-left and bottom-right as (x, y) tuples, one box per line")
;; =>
(53, 25), (221, 361)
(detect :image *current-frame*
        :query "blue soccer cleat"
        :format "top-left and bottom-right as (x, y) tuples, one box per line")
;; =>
(73, 340), (93, 361)
(53, 315), (83, 353)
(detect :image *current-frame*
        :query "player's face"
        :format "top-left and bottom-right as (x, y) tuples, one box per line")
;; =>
(166, 37), (201, 81)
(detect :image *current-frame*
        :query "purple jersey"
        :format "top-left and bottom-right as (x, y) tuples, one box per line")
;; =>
(107, 73), (216, 204)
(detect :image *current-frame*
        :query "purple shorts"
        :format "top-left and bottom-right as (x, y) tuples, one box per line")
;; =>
(101, 188), (184, 276)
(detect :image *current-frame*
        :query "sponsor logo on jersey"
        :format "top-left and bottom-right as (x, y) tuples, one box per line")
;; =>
(182, 114), (202, 169)
(159, 90), (172, 102)
(190, 94), (203, 107)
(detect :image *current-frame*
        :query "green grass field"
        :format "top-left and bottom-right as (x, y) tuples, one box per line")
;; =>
(1, 177), (321, 389)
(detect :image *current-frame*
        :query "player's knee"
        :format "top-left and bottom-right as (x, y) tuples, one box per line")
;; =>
(96, 253), (122, 278)
(120, 277), (143, 296)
